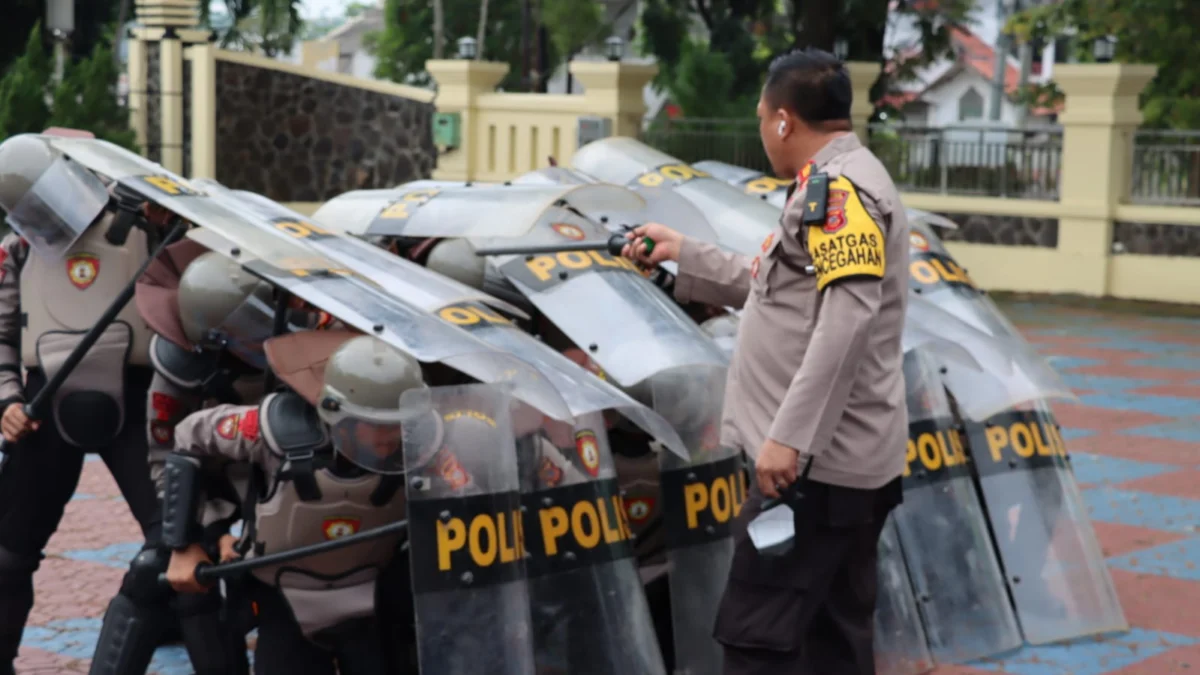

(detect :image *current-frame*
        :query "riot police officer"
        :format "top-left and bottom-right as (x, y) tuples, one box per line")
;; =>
(0, 133), (164, 674)
(90, 245), (271, 675)
(162, 330), (476, 674)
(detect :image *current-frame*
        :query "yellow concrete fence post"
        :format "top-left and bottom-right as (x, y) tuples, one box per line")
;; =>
(426, 59), (510, 181)
(186, 43), (216, 179)
(844, 62), (878, 145)
(1054, 63), (1158, 296)
(569, 60), (658, 139)
(126, 36), (148, 152)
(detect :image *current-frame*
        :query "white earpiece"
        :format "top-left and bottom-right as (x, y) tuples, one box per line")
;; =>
(777, 121), (786, 137)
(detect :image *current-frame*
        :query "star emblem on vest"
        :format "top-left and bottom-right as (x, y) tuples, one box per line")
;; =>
(625, 497), (654, 524)
(66, 253), (100, 290)
(576, 430), (601, 477)
(322, 517), (361, 540)
(216, 414), (240, 440)
(551, 222), (586, 241)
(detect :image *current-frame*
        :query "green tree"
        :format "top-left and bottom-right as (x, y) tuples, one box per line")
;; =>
(0, 22), (53, 139)
(48, 42), (136, 149)
(1008, 0), (1200, 129)
(369, 0), (529, 90)
(541, 0), (607, 59)
(202, 0), (304, 56)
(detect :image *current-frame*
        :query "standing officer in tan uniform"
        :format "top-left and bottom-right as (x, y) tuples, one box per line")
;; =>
(624, 48), (908, 674)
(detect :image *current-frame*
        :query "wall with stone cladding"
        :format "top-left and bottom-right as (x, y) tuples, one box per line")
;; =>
(144, 42), (161, 163)
(212, 59), (436, 202)
(935, 212), (1059, 248)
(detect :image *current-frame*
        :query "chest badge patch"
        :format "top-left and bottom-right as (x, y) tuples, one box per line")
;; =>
(438, 451), (471, 489)
(323, 517), (361, 540)
(216, 414), (240, 440)
(625, 497), (655, 524)
(66, 253), (100, 290)
(760, 233), (774, 253)
(551, 222), (586, 241)
(576, 430), (601, 477)
(750, 256), (761, 280)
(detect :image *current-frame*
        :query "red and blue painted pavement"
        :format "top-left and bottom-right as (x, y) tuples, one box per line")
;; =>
(13, 299), (1200, 674)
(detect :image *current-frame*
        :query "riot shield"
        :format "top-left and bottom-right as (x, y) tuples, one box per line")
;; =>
(891, 350), (1023, 663)
(516, 405), (666, 675)
(874, 519), (936, 675)
(963, 401), (1126, 644)
(481, 214), (728, 388)
(213, 186), (690, 458)
(570, 137), (776, 256)
(402, 384), (537, 674)
(310, 183), (644, 238)
(651, 366), (737, 675)
(907, 220), (1076, 420)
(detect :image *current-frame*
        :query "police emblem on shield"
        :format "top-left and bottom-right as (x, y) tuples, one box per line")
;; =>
(437, 451), (471, 489)
(910, 232), (930, 251)
(322, 517), (360, 540)
(625, 496), (654, 524)
(551, 222), (586, 241)
(66, 253), (99, 290)
(576, 430), (601, 477)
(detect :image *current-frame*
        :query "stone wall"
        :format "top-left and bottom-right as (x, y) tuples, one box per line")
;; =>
(1113, 221), (1200, 257)
(936, 212), (1059, 248)
(213, 60), (436, 202)
(144, 42), (161, 163)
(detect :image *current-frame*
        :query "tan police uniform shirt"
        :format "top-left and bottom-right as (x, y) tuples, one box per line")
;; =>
(674, 133), (908, 490)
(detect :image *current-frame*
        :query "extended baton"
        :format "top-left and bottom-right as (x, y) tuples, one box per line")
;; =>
(0, 218), (189, 470)
(473, 233), (654, 258)
(157, 518), (409, 587)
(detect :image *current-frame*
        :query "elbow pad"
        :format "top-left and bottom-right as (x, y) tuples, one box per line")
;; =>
(161, 453), (201, 550)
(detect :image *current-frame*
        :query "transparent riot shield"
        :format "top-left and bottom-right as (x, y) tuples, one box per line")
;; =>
(874, 519), (936, 675)
(963, 401), (1126, 645)
(484, 214), (728, 388)
(570, 137), (777, 256)
(311, 183), (644, 238)
(651, 366), (737, 675)
(907, 221), (1076, 420)
(402, 384), (537, 674)
(514, 405), (666, 675)
(891, 350), (1023, 663)
(693, 159), (791, 210)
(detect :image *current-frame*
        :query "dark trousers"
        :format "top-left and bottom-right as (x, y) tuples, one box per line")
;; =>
(713, 478), (901, 675)
(0, 368), (159, 664)
(250, 582), (391, 675)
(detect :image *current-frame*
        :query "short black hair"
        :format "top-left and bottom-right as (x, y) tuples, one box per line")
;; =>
(763, 48), (852, 124)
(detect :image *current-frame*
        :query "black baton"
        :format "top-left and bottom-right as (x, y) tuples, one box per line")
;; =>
(158, 518), (409, 587)
(473, 233), (654, 257)
(0, 218), (189, 469)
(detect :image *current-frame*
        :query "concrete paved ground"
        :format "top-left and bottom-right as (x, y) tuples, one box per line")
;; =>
(13, 298), (1200, 674)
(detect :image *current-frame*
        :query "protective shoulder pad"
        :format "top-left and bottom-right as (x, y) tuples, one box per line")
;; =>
(259, 391), (330, 458)
(150, 334), (216, 392)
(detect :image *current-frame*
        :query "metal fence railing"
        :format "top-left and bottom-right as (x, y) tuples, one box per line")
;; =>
(638, 118), (771, 174)
(1130, 130), (1200, 206)
(867, 124), (1063, 199)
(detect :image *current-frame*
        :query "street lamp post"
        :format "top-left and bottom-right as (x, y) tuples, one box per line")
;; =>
(605, 36), (624, 62)
(457, 36), (478, 60)
(1092, 35), (1117, 63)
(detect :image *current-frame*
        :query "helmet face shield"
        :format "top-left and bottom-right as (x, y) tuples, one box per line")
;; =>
(6, 157), (108, 261)
(321, 391), (430, 475)
(185, 289), (276, 369)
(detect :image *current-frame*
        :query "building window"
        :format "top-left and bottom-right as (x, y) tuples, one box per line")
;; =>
(958, 87), (984, 121)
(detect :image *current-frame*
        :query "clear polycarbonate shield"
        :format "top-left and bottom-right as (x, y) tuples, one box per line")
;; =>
(401, 384), (537, 675)
(186, 226), (574, 423)
(908, 220), (1076, 420)
(891, 350), (1023, 664)
(874, 519), (936, 675)
(652, 366), (738, 675)
(486, 214), (728, 388)
(516, 406), (666, 675)
(698, 313), (739, 358)
(692, 159), (792, 210)
(211, 185), (689, 458)
(182, 283), (276, 371)
(570, 137), (777, 255)
(311, 182), (644, 238)
(40, 137), (336, 270)
(963, 400), (1127, 645)
(5, 154), (109, 261)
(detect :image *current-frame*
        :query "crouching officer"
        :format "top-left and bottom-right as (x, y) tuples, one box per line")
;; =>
(0, 133), (166, 673)
(162, 329), (471, 674)
(90, 245), (272, 674)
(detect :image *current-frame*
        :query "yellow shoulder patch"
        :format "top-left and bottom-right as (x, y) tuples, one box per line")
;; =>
(805, 176), (886, 291)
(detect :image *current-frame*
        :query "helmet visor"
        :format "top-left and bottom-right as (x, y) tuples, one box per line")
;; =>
(323, 395), (429, 475)
(185, 290), (276, 369)
(6, 157), (108, 261)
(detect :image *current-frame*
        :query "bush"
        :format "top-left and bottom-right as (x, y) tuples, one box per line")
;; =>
(0, 22), (52, 139)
